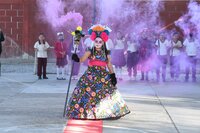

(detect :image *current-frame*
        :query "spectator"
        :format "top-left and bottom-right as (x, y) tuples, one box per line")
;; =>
(126, 38), (139, 80)
(138, 33), (153, 81)
(0, 28), (5, 56)
(111, 31), (126, 80)
(155, 33), (170, 82)
(183, 33), (199, 82)
(34, 33), (50, 79)
(54, 32), (68, 80)
(169, 32), (183, 81)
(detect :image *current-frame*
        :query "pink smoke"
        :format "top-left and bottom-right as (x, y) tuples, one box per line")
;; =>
(36, 0), (83, 30)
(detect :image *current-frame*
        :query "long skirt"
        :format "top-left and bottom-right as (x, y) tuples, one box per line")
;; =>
(65, 66), (130, 119)
(111, 49), (126, 67)
(56, 57), (67, 67)
(127, 51), (139, 68)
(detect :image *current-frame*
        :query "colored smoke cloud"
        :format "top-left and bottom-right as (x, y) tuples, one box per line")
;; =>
(175, 1), (200, 41)
(36, 0), (83, 30)
(98, 0), (164, 39)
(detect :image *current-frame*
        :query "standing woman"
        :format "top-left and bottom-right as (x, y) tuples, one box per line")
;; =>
(0, 28), (5, 56)
(55, 32), (68, 80)
(65, 24), (130, 119)
(126, 38), (139, 80)
(169, 32), (183, 81)
(112, 31), (126, 80)
(34, 33), (50, 79)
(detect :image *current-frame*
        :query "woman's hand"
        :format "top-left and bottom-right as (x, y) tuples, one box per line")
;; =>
(72, 54), (80, 62)
(110, 73), (117, 86)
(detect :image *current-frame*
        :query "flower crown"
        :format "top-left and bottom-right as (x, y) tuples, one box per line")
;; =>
(88, 24), (111, 42)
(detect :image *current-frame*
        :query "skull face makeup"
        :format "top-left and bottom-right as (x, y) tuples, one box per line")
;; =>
(94, 37), (104, 49)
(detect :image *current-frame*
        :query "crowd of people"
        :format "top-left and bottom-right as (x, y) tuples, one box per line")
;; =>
(33, 29), (200, 83)
(112, 32), (200, 82)
(109, 30), (199, 82)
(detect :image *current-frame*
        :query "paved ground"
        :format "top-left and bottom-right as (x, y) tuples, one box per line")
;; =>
(0, 72), (200, 133)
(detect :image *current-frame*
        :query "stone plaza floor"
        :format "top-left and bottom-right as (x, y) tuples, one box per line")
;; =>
(0, 72), (200, 133)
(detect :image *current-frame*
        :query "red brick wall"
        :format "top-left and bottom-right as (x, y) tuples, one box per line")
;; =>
(0, 0), (24, 57)
(160, 1), (189, 30)
(0, 0), (24, 43)
(0, 0), (35, 57)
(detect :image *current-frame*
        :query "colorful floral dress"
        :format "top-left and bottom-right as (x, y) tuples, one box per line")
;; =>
(65, 49), (130, 119)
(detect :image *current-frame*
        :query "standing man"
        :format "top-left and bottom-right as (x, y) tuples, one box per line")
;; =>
(183, 33), (199, 82)
(155, 33), (169, 82)
(169, 32), (183, 81)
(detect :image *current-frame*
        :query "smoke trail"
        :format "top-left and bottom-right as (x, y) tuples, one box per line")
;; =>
(175, 1), (200, 60)
(175, 1), (200, 40)
(36, 0), (83, 30)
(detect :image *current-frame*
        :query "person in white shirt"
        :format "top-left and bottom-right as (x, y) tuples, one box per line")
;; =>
(155, 33), (169, 82)
(183, 33), (199, 82)
(126, 38), (139, 80)
(111, 31), (126, 80)
(34, 33), (50, 79)
(169, 32), (183, 81)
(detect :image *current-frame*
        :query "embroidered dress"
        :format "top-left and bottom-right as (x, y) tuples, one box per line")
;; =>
(65, 49), (130, 119)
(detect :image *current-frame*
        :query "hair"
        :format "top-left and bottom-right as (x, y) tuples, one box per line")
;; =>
(189, 33), (193, 38)
(38, 32), (46, 44)
(91, 42), (110, 61)
(172, 32), (179, 36)
(117, 31), (124, 40)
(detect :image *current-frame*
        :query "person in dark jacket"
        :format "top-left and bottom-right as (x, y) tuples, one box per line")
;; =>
(0, 28), (5, 56)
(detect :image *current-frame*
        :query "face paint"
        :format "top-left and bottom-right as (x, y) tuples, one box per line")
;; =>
(94, 37), (104, 49)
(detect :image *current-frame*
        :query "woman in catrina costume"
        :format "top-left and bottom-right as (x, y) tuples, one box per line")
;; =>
(65, 24), (130, 119)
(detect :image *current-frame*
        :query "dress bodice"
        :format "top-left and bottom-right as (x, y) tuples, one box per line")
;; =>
(88, 49), (108, 62)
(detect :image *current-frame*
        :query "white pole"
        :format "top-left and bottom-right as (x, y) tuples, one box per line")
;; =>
(34, 50), (37, 75)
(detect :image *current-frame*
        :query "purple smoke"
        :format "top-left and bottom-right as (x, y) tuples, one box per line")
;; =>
(175, 1), (200, 59)
(98, 0), (164, 39)
(95, 0), (166, 74)
(36, 0), (83, 30)
(175, 1), (200, 40)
